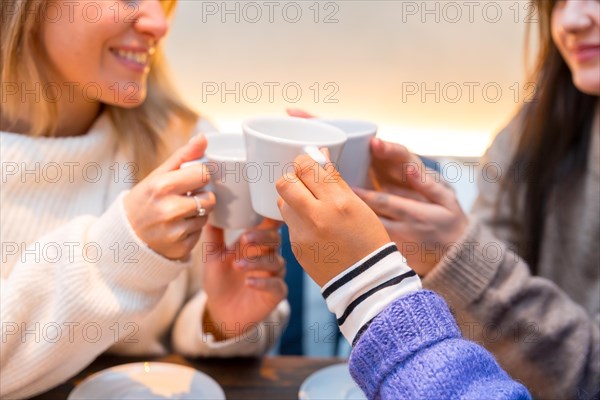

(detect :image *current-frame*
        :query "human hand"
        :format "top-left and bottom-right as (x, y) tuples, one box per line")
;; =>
(356, 139), (468, 275)
(123, 135), (216, 260)
(276, 154), (391, 287)
(202, 220), (287, 340)
(286, 108), (316, 119)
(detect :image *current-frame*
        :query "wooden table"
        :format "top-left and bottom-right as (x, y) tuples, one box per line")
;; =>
(32, 355), (346, 400)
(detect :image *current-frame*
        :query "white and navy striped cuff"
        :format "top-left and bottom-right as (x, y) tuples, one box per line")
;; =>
(321, 243), (422, 345)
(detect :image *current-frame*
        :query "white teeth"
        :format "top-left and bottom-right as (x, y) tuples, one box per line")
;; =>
(115, 49), (149, 65)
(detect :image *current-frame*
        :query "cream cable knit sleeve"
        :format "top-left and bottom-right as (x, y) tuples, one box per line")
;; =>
(0, 193), (190, 399)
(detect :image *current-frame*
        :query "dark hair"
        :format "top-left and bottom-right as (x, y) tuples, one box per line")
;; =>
(502, 0), (598, 274)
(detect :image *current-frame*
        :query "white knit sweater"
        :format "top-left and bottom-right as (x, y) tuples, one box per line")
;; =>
(0, 115), (289, 399)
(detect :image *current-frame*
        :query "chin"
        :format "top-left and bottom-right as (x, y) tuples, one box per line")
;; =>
(573, 74), (600, 96)
(116, 97), (146, 109)
(102, 85), (148, 108)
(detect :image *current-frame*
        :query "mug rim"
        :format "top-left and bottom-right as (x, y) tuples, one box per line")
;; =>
(242, 116), (347, 146)
(204, 132), (247, 163)
(315, 118), (378, 138)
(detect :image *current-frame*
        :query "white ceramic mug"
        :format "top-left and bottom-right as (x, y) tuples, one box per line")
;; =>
(181, 133), (262, 230)
(317, 119), (378, 188)
(204, 133), (263, 230)
(243, 116), (347, 220)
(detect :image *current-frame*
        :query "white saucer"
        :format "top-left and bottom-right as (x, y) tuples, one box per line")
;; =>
(67, 362), (226, 400)
(298, 363), (366, 400)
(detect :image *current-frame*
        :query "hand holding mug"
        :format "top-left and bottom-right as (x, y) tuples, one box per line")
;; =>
(202, 220), (287, 340)
(124, 135), (216, 261)
(286, 109), (378, 188)
(276, 154), (391, 286)
(355, 139), (468, 275)
(243, 116), (347, 220)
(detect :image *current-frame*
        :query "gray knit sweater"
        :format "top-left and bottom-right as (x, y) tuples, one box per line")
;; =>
(424, 107), (600, 399)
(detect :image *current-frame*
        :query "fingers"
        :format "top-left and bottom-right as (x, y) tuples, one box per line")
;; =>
(286, 108), (316, 119)
(406, 167), (454, 208)
(293, 154), (325, 198)
(245, 276), (288, 298)
(379, 216), (407, 237)
(276, 171), (317, 213)
(203, 224), (225, 253)
(153, 135), (208, 175)
(242, 225), (280, 245)
(157, 221), (204, 261)
(370, 138), (423, 186)
(234, 254), (286, 277)
(371, 184), (429, 202)
(276, 194), (305, 235)
(175, 191), (216, 219)
(370, 138), (455, 208)
(180, 229), (203, 250)
(182, 213), (210, 234)
(371, 138), (417, 164)
(293, 154), (344, 200)
(255, 217), (283, 231)
(187, 191), (216, 218)
(354, 187), (418, 220)
(152, 163), (212, 196)
(239, 228), (281, 257)
(276, 152), (346, 214)
(141, 191), (215, 222)
(166, 215), (208, 242)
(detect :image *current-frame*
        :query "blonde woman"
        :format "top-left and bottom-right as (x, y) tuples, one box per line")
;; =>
(0, 1), (288, 398)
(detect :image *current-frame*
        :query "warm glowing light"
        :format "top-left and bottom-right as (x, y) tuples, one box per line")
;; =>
(376, 125), (493, 158)
(167, 2), (529, 159)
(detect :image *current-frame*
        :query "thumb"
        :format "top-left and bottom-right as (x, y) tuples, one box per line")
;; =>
(153, 135), (208, 175)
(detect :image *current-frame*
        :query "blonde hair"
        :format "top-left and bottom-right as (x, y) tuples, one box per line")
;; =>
(1, 0), (198, 178)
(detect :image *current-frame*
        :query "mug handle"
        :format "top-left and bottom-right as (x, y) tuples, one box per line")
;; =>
(302, 145), (329, 168)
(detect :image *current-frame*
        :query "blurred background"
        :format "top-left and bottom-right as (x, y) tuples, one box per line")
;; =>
(164, 0), (537, 357)
(165, 0), (537, 158)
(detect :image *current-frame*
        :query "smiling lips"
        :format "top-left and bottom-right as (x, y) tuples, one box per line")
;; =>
(571, 44), (600, 63)
(110, 47), (155, 72)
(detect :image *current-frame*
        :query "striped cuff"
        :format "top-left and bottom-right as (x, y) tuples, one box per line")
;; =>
(321, 243), (422, 344)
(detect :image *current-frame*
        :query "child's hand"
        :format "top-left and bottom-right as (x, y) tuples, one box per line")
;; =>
(276, 154), (391, 287)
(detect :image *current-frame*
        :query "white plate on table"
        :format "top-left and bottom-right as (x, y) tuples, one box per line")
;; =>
(298, 363), (366, 400)
(67, 362), (226, 399)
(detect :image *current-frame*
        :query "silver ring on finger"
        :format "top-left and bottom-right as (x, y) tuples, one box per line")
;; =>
(193, 195), (207, 217)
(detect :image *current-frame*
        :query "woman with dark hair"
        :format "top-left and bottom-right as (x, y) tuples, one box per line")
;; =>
(349, 0), (599, 398)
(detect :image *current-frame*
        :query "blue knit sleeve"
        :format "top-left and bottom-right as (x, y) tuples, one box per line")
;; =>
(349, 290), (531, 400)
